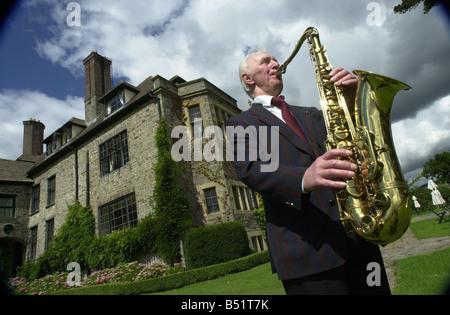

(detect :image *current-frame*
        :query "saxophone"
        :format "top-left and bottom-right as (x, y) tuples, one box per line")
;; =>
(278, 27), (412, 245)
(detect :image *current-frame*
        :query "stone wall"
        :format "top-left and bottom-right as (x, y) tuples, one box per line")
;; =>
(0, 183), (31, 244)
(21, 75), (266, 259)
(28, 98), (160, 257)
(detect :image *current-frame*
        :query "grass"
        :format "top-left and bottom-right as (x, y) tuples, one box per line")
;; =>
(392, 247), (450, 295)
(14, 215), (447, 295)
(153, 217), (450, 295)
(153, 249), (450, 296)
(391, 218), (450, 295)
(150, 262), (285, 295)
(409, 217), (450, 239)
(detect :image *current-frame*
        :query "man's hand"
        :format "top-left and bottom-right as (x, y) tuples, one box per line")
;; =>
(330, 67), (358, 113)
(303, 149), (357, 192)
(330, 68), (358, 87)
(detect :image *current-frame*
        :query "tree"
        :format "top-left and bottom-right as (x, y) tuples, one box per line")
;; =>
(394, 0), (444, 14)
(422, 151), (450, 184)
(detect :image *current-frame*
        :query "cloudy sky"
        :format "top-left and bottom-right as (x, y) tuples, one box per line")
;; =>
(1, 0), (449, 185)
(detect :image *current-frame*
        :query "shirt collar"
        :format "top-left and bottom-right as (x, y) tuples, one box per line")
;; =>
(254, 95), (275, 107)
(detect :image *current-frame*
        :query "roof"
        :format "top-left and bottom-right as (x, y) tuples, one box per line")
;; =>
(98, 80), (140, 103)
(43, 117), (87, 143)
(25, 72), (239, 177)
(0, 158), (35, 184)
(27, 76), (156, 177)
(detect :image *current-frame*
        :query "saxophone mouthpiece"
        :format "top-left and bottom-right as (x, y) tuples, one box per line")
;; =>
(276, 65), (286, 75)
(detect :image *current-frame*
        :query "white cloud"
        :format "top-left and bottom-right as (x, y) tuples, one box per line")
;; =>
(392, 94), (450, 175)
(0, 89), (84, 160)
(2, 0), (450, 182)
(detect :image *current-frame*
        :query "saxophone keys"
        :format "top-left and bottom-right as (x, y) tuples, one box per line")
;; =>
(374, 192), (391, 211)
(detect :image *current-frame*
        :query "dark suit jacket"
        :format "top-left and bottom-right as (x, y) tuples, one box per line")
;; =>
(226, 102), (348, 280)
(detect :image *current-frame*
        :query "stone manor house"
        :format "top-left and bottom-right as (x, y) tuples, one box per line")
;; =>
(0, 52), (266, 278)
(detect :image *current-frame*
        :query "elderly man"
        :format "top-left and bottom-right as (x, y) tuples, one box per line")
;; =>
(226, 50), (390, 295)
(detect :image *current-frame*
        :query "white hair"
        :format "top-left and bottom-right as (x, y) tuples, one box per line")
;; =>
(239, 47), (266, 98)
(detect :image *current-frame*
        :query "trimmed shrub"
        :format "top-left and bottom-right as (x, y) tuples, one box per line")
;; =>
(184, 221), (251, 269)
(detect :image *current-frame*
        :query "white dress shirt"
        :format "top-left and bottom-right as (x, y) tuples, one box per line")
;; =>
(253, 95), (308, 194)
(254, 95), (286, 123)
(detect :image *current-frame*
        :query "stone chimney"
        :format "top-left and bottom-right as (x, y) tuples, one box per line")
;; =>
(22, 119), (45, 157)
(83, 51), (112, 124)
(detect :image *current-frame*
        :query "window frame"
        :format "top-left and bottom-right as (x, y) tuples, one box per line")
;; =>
(45, 218), (54, 252)
(98, 193), (138, 237)
(29, 226), (38, 260)
(99, 130), (130, 177)
(31, 184), (40, 214)
(232, 185), (259, 212)
(0, 194), (16, 219)
(47, 175), (56, 207)
(105, 89), (125, 116)
(188, 105), (203, 137)
(204, 187), (220, 214)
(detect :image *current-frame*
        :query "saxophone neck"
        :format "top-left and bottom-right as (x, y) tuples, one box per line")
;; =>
(276, 27), (319, 75)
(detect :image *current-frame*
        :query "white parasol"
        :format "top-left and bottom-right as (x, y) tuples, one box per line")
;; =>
(431, 190), (446, 206)
(427, 179), (439, 191)
(412, 195), (421, 209)
(427, 179), (446, 206)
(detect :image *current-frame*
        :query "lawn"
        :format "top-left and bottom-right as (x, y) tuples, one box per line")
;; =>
(409, 217), (450, 239)
(392, 247), (450, 295)
(153, 218), (450, 295)
(392, 218), (450, 295)
(10, 217), (449, 295)
(151, 249), (450, 295)
(151, 262), (285, 295)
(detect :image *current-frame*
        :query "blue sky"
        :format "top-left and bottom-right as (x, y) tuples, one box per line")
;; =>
(1, 0), (449, 183)
(0, 1), (85, 98)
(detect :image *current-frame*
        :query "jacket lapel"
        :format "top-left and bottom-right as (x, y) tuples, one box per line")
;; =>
(289, 105), (327, 159)
(250, 103), (315, 157)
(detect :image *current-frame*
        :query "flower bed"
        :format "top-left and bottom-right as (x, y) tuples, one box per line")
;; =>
(7, 261), (184, 295)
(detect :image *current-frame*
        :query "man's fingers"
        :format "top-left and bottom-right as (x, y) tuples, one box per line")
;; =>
(322, 149), (353, 160)
(321, 149), (357, 171)
(303, 149), (358, 192)
(327, 180), (347, 190)
(330, 67), (358, 86)
(327, 158), (357, 170)
(316, 178), (347, 190)
(325, 168), (355, 179)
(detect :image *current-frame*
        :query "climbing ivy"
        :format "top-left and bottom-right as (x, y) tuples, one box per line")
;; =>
(18, 119), (193, 279)
(149, 117), (192, 264)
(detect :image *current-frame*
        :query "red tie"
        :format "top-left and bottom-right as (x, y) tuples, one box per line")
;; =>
(271, 97), (308, 143)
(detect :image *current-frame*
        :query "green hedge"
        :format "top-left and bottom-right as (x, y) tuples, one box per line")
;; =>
(51, 251), (269, 295)
(184, 221), (251, 270)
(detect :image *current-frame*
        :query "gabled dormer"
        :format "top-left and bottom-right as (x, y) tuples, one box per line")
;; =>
(43, 118), (86, 157)
(98, 81), (140, 117)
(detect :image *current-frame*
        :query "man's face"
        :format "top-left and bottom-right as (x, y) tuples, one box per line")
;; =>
(244, 52), (283, 98)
